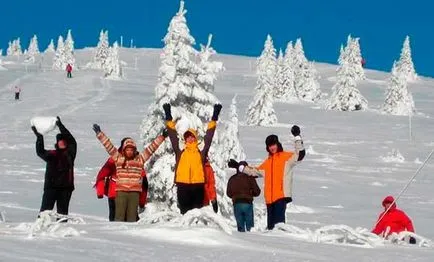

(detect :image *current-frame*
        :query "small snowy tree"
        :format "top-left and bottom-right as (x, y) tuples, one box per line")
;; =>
(52, 36), (65, 70)
(63, 30), (76, 68)
(382, 67), (415, 115)
(7, 38), (23, 57)
(328, 61), (368, 111)
(197, 34), (224, 92)
(26, 35), (40, 62)
(395, 36), (417, 82)
(246, 34), (278, 126)
(345, 36), (365, 81)
(276, 41), (297, 100)
(92, 30), (110, 69)
(104, 41), (123, 79)
(45, 39), (55, 53)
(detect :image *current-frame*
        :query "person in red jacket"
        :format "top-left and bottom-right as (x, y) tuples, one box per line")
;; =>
(203, 160), (218, 213)
(94, 138), (148, 221)
(372, 196), (416, 244)
(66, 64), (73, 78)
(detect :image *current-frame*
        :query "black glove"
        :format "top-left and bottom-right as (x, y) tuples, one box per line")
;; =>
(31, 126), (42, 137)
(162, 128), (169, 138)
(56, 116), (62, 127)
(211, 200), (218, 213)
(409, 236), (416, 244)
(92, 124), (101, 134)
(228, 159), (239, 169)
(163, 103), (172, 121)
(211, 104), (222, 121)
(291, 125), (301, 136)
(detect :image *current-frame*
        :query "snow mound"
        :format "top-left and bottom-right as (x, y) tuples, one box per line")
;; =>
(306, 145), (320, 155)
(380, 149), (405, 163)
(0, 210), (5, 222)
(286, 203), (316, 214)
(30, 116), (57, 134)
(138, 205), (233, 235)
(414, 158), (422, 164)
(371, 181), (386, 187)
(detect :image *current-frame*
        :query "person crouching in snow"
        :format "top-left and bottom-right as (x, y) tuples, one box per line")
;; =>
(94, 138), (149, 222)
(92, 124), (167, 222)
(32, 116), (77, 217)
(163, 103), (222, 215)
(231, 125), (305, 230)
(227, 160), (261, 232)
(203, 160), (218, 213)
(372, 195), (416, 244)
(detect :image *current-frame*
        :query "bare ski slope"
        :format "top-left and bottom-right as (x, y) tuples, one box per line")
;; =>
(1, 49), (434, 261)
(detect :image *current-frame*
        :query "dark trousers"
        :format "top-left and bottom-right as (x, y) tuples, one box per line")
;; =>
(15, 93), (20, 100)
(234, 203), (254, 232)
(40, 189), (73, 215)
(108, 198), (115, 222)
(67, 72), (72, 78)
(115, 191), (139, 222)
(266, 198), (287, 230)
(177, 183), (204, 215)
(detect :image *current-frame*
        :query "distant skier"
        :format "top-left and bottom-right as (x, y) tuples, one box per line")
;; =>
(232, 125), (305, 230)
(94, 137), (149, 221)
(31, 116), (77, 217)
(66, 63), (73, 78)
(372, 195), (416, 244)
(92, 124), (166, 222)
(226, 160), (261, 232)
(14, 86), (21, 101)
(361, 58), (366, 68)
(203, 160), (218, 213)
(163, 103), (221, 215)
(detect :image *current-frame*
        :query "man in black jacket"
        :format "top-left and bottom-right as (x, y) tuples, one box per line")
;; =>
(31, 116), (77, 216)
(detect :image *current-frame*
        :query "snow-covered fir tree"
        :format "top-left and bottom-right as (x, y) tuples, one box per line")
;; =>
(197, 34), (224, 92)
(292, 38), (321, 102)
(7, 38), (23, 57)
(140, 1), (232, 218)
(382, 66), (415, 115)
(91, 30), (110, 69)
(52, 36), (65, 70)
(328, 57), (368, 111)
(395, 35), (417, 82)
(45, 39), (55, 53)
(104, 41), (123, 79)
(63, 30), (76, 68)
(275, 41), (297, 100)
(26, 35), (40, 62)
(274, 49), (285, 99)
(246, 34), (278, 126)
(340, 35), (365, 81)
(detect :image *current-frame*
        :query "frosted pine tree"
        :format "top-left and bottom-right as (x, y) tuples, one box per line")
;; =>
(197, 34), (224, 92)
(246, 34), (278, 126)
(63, 30), (76, 68)
(104, 42), (123, 79)
(395, 36), (417, 82)
(274, 49), (285, 99)
(7, 39), (23, 57)
(382, 67), (415, 115)
(278, 41), (297, 100)
(345, 36), (365, 80)
(45, 39), (55, 53)
(26, 35), (40, 62)
(52, 36), (65, 70)
(92, 30), (110, 69)
(6, 41), (12, 56)
(140, 1), (232, 217)
(328, 60), (368, 111)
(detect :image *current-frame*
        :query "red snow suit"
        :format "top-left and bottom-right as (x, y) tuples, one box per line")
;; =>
(372, 196), (415, 237)
(203, 161), (217, 206)
(94, 158), (148, 207)
(66, 64), (72, 73)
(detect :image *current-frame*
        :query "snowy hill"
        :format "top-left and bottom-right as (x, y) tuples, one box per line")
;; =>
(1, 48), (434, 261)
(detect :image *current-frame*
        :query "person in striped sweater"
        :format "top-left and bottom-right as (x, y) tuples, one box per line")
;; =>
(92, 124), (167, 222)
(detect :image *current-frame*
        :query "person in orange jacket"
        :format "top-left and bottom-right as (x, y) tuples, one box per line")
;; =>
(232, 125), (305, 230)
(203, 160), (218, 213)
(372, 195), (416, 244)
(94, 138), (149, 221)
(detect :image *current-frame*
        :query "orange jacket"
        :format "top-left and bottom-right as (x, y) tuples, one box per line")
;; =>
(258, 151), (297, 204)
(203, 161), (217, 205)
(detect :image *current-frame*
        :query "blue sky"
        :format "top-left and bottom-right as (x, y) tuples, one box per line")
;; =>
(2, 0), (433, 76)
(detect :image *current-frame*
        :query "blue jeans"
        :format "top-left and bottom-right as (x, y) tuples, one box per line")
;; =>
(234, 203), (254, 232)
(266, 199), (287, 230)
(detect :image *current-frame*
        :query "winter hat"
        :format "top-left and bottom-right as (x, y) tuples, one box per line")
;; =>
(265, 135), (279, 147)
(119, 137), (132, 152)
(122, 138), (137, 151)
(56, 133), (68, 143)
(382, 195), (396, 207)
(183, 128), (198, 140)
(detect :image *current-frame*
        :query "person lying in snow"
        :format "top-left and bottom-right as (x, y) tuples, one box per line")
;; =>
(93, 124), (167, 222)
(230, 125), (305, 230)
(163, 103), (221, 215)
(94, 137), (149, 222)
(372, 195), (416, 244)
(226, 160), (261, 232)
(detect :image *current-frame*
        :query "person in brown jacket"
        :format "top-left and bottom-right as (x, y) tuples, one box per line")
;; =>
(227, 161), (261, 232)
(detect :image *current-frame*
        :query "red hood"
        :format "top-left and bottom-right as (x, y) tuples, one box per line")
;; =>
(382, 195), (397, 210)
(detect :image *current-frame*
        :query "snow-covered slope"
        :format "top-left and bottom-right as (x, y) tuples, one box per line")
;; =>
(1, 49), (434, 261)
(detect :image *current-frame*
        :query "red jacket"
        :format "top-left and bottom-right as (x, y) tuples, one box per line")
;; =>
(372, 196), (415, 237)
(66, 64), (72, 72)
(203, 161), (217, 206)
(94, 158), (148, 207)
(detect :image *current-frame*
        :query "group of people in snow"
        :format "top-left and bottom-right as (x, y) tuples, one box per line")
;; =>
(30, 106), (416, 241)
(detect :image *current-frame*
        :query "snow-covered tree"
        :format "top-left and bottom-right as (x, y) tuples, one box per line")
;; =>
(104, 41), (123, 79)
(292, 38), (321, 102)
(91, 30), (110, 69)
(52, 36), (65, 70)
(342, 35), (365, 81)
(45, 39), (55, 53)
(382, 67), (415, 115)
(275, 42), (297, 100)
(6, 38), (23, 57)
(395, 36), (417, 82)
(197, 34), (224, 92)
(140, 1), (231, 217)
(26, 35), (40, 62)
(328, 59), (368, 111)
(63, 29), (76, 68)
(246, 34), (278, 126)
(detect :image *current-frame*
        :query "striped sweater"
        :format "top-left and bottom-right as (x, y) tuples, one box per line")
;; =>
(97, 132), (165, 192)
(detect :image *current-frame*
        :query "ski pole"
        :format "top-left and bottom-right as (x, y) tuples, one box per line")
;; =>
(374, 149), (434, 228)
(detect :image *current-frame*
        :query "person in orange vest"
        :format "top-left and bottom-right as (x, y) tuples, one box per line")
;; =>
(231, 125), (305, 230)
(203, 160), (218, 213)
(66, 64), (73, 78)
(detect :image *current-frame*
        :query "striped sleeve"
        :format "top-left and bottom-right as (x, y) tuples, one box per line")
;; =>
(140, 135), (165, 163)
(97, 132), (119, 159)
